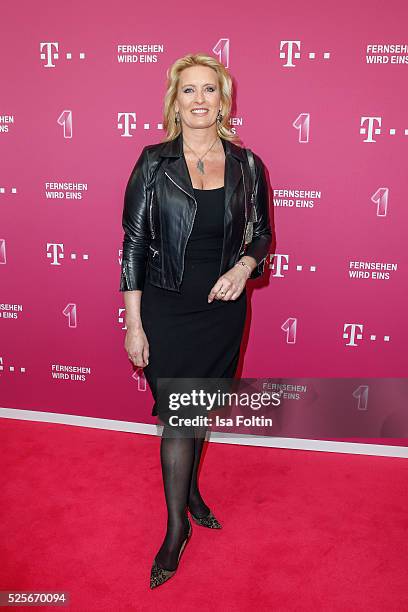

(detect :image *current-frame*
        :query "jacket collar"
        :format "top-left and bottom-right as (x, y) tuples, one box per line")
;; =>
(158, 132), (246, 208)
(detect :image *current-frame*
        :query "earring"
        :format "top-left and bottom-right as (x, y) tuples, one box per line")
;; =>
(175, 111), (180, 124)
(217, 109), (223, 123)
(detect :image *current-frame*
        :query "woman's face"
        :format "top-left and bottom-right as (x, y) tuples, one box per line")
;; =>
(174, 65), (222, 131)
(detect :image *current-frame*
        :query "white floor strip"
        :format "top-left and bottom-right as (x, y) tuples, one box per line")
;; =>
(1, 407), (407, 458)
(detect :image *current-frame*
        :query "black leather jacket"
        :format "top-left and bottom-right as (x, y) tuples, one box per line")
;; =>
(119, 132), (272, 293)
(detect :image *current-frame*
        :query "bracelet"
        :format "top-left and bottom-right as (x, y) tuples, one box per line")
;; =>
(235, 260), (252, 276)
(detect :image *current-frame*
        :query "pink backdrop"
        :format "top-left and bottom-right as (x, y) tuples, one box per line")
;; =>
(1, 0), (407, 442)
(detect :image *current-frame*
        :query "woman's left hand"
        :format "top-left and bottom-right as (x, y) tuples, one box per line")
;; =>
(208, 264), (250, 302)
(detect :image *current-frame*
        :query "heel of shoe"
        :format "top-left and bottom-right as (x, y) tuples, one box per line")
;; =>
(177, 519), (191, 563)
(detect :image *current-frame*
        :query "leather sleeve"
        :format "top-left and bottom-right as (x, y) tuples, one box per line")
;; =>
(245, 153), (273, 279)
(119, 146), (150, 291)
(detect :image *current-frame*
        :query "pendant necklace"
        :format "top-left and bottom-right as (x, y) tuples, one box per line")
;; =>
(183, 136), (219, 175)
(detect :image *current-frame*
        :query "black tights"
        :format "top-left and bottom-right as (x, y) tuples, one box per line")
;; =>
(155, 424), (209, 570)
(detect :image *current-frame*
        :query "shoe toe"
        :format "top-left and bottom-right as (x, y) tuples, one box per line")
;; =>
(191, 510), (222, 529)
(150, 560), (175, 589)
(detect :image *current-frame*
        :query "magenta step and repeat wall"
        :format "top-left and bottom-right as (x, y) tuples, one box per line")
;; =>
(1, 1), (407, 445)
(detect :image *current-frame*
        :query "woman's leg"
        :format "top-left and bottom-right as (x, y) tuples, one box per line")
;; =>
(155, 424), (195, 571)
(188, 425), (211, 518)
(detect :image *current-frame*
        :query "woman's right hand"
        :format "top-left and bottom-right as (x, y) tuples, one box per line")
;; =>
(125, 326), (149, 368)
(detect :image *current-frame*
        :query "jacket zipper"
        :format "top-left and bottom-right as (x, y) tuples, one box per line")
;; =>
(164, 171), (197, 284)
(123, 260), (131, 289)
(149, 244), (159, 258)
(238, 162), (248, 259)
(149, 190), (155, 239)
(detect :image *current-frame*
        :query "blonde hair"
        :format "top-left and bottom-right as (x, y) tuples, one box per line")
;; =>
(162, 53), (240, 144)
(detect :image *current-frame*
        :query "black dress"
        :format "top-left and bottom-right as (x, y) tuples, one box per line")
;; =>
(140, 186), (247, 419)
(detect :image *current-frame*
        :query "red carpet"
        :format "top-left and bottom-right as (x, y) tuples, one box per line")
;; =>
(1, 417), (408, 611)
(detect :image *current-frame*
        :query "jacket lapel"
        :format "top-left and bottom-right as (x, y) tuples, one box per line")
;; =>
(159, 132), (246, 210)
(222, 137), (246, 214)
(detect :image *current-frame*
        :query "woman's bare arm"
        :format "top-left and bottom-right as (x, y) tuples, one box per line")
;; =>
(123, 290), (149, 367)
(123, 289), (143, 330)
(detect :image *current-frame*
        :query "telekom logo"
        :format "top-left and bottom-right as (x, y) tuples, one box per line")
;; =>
(360, 116), (408, 141)
(280, 41), (331, 67)
(40, 42), (86, 67)
(118, 113), (137, 137)
(117, 113), (165, 135)
(343, 324), (390, 346)
(0, 356), (26, 374)
(360, 117), (382, 142)
(46, 243), (89, 264)
(269, 254), (317, 277)
(47, 243), (64, 264)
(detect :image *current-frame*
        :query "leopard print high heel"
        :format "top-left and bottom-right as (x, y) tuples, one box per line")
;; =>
(189, 508), (222, 529)
(149, 518), (192, 589)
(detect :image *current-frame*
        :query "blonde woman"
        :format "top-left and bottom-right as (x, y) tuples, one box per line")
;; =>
(119, 53), (272, 588)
